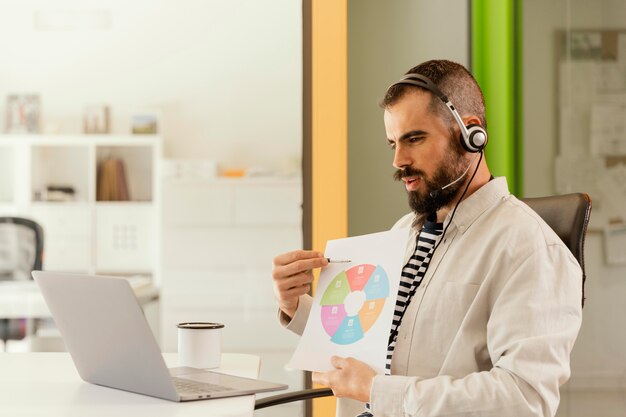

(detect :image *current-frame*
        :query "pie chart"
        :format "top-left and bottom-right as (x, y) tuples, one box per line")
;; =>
(320, 263), (389, 345)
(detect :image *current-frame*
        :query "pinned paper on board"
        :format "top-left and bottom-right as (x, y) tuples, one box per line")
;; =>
(557, 29), (626, 236)
(590, 103), (626, 156)
(288, 228), (409, 373)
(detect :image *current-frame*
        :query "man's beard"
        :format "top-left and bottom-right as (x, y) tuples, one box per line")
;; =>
(393, 144), (468, 215)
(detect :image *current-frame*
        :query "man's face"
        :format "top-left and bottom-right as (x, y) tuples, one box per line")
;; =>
(384, 90), (468, 215)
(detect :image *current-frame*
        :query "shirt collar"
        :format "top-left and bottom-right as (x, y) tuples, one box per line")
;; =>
(446, 176), (510, 233)
(409, 177), (510, 233)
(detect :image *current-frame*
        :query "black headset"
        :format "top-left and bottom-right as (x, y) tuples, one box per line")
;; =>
(390, 74), (488, 153)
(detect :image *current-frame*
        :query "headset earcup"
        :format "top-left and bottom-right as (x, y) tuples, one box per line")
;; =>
(462, 124), (487, 153)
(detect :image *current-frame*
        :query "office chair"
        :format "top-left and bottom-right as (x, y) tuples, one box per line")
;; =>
(0, 217), (44, 344)
(254, 192), (592, 411)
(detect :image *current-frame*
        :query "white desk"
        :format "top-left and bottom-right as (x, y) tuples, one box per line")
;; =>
(0, 352), (261, 417)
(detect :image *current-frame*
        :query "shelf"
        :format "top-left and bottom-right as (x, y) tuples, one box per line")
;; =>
(30, 201), (92, 209)
(95, 201), (154, 208)
(31, 145), (90, 203)
(0, 134), (161, 279)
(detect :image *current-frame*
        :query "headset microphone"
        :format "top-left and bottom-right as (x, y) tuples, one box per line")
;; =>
(428, 151), (481, 199)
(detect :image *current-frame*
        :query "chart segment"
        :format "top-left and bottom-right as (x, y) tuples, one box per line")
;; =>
(331, 316), (364, 344)
(358, 298), (385, 333)
(345, 264), (376, 291)
(320, 263), (390, 344)
(321, 304), (347, 337)
(363, 265), (389, 300)
(320, 271), (350, 306)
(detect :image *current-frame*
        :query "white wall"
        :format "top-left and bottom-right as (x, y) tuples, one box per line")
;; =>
(347, 0), (469, 235)
(524, 0), (626, 390)
(0, 0), (302, 173)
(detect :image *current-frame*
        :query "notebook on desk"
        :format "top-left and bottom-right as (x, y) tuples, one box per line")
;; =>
(32, 271), (287, 402)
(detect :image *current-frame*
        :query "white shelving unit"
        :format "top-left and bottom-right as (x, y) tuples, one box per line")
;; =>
(0, 135), (162, 283)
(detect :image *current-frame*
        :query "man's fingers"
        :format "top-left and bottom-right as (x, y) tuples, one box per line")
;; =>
(277, 284), (311, 301)
(330, 355), (347, 369)
(312, 357), (345, 387)
(273, 250), (324, 267)
(273, 257), (328, 279)
(311, 371), (328, 386)
(274, 271), (312, 290)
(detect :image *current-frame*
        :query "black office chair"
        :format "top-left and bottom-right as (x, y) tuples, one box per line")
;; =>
(522, 193), (591, 307)
(254, 192), (592, 411)
(0, 217), (44, 345)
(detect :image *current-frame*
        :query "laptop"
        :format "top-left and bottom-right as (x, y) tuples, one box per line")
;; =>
(33, 271), (287, 402)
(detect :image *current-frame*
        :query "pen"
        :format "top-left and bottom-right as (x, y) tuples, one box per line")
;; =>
(326, 258), (352, 263)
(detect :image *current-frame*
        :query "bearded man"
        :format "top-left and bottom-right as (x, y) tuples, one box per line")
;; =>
(271, 59), (582, 417)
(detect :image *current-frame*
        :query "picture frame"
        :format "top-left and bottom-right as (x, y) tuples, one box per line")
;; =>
(5, 94), (41, 134)
(83, 104), (110, 134)
(131, 110), (160, 135)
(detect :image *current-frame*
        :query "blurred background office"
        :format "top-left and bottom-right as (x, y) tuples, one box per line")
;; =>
(0, 1), (625, 417)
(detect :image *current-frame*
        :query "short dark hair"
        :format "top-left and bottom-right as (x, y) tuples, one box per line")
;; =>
(380, 59), (487, 131)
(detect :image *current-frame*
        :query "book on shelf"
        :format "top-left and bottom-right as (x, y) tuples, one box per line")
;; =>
(97, 158), (130, 201)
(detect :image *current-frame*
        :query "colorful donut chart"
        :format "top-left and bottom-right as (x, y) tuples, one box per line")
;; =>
(320, 263), (389, 345)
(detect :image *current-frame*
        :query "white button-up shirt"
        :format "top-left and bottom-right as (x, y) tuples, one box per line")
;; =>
(284, 177), (583, 417)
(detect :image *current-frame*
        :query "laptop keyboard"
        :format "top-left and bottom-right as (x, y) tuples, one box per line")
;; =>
(172, 377), (234, 395)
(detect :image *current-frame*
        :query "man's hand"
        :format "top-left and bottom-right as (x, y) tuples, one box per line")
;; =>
(272, 250), (328, 319)
(312, 356), (377, 402)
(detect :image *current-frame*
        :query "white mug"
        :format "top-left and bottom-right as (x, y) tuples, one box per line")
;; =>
(177, 322), (224, 369)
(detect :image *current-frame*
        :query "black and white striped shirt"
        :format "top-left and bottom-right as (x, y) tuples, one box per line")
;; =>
(358, 216), (443, 417)
(386, 217), (443, 372)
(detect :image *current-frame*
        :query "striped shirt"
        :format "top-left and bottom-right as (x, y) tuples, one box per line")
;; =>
(358, 216), (443, 417)
(386, 217), (443, 371)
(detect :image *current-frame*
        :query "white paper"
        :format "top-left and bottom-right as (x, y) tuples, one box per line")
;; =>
(605, 223), (626, 265)
(554, 154), (607, 230)
(599, 164), (626, 213)
(554, 154), (602, 195)
(559, 62), (594, 107)
(559, 105), (588, 155)
(618, 34), (626, 63)
(592, 63), (626, 94)
(288, 228), (409, 373)
(590, 103), (626, 155)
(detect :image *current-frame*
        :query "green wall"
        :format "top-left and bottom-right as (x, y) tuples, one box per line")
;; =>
(471, 0), (523, 196)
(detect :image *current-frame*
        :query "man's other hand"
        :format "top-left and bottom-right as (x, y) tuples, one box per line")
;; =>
(312, 356), (377, 403)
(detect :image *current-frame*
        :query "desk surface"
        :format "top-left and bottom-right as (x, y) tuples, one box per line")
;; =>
(0, 352), (260, 417)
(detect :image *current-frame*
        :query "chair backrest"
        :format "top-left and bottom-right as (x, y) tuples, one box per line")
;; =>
(0, 217), (45, 343)
(0, 217), (44, 281)
(521, 193), (591, 307)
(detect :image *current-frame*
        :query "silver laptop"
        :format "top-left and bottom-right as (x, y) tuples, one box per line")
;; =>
(33, 271), (287, 402)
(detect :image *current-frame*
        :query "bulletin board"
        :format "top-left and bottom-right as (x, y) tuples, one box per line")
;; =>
(555, 29), (626, 264)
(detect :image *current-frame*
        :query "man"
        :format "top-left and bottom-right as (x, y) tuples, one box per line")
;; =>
(272, 60), (582, 417)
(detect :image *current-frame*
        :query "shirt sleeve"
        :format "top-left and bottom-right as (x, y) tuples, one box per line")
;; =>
(277, 294), (313, 336)
(370, 243), (583, 417)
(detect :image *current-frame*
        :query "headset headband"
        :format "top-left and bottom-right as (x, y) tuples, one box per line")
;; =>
(393, 74), (470, 139)
(389, 73), (487, 153)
